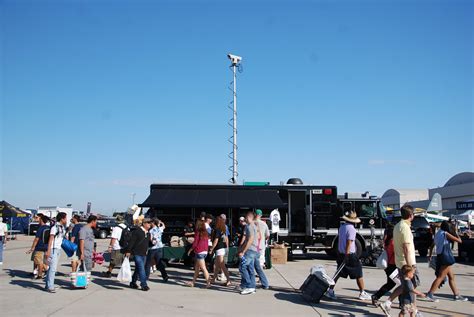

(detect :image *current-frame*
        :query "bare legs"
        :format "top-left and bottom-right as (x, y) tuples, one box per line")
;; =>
(212, 255), (231, 285)
(188, 258), (210, 287)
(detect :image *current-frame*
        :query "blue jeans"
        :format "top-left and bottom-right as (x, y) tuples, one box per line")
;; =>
(255, 252), (269, 288)
(145, 248), (168, 280)
(239, 250), (257, 289)
(132, 255), (148, 287)
(45, 248), (61, 290)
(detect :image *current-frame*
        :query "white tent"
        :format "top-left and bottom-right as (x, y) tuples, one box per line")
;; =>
(453, 210), (474, 224)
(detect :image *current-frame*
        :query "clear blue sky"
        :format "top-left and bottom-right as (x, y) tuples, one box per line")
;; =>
(1, 0), (473, 213)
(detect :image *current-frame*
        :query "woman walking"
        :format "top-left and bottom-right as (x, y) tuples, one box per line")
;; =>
(210, 216), (231, 286)
(372, 225), (397, 306)
(186, 220), (211, 288)
(425, 221), (468, 302)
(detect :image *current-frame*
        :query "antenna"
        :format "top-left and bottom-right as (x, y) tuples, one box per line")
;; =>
(227, 53), (242, 184)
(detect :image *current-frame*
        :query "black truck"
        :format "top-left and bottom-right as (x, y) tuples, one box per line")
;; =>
(140, 179), (388, 256)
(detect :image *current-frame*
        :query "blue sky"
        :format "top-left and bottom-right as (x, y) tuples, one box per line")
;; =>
(1, 0), (473, 213)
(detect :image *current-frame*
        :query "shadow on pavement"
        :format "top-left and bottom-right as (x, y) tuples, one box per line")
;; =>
(274, 292), (385, 316)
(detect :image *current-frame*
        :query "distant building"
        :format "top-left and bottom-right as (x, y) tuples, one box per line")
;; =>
(381, 189), (429, 210)
(429, 172), (474, 215)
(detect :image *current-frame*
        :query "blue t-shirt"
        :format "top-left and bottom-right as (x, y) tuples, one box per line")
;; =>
(71, 223), (83, 246)
(35, 225), (49, 251)
(338, 223), (357, 254)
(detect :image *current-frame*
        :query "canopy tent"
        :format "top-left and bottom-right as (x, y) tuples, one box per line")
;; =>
(453, 210), (474, 225)
(0, 200), (30, 233)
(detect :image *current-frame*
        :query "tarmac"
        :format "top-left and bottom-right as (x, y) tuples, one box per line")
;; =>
(1, 236), (473, 317)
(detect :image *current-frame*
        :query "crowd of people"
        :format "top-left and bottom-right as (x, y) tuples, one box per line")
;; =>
(20, 208), (272, 296)
(325, 205), (468, 317)
(0, 204), (467, 316)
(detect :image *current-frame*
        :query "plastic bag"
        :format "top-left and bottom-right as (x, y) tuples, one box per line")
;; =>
(376, 250), (388, 269)
(117, 257), (132, 283)
(309, 265), (336, 286)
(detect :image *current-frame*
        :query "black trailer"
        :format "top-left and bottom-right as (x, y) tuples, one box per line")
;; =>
(139, 180), (386, 256)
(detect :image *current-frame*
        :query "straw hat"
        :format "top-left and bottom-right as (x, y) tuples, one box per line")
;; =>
(342, 211), (361, 224)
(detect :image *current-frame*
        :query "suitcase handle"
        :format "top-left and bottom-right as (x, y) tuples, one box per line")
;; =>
(333, 263), (345, 280)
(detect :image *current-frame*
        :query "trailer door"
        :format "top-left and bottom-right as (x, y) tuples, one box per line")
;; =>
(289, 190), (307, 234)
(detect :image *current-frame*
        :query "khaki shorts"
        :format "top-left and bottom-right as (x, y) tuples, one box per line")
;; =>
(33, 251), (46, 265)
(110, 250), (124, 266)
(402, 303), (417, 315)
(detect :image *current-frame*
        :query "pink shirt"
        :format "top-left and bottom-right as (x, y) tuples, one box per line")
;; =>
(192, 232), (209, 253)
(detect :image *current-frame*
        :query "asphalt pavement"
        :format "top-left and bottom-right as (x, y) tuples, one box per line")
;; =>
(1, 236), (473, 317)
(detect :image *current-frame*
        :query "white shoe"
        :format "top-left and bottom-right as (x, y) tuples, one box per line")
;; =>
(379, 301), (392, 317)
(326, 289), (337, 300)
(240, 288), (256, 295)
(359, 291), (372, 300)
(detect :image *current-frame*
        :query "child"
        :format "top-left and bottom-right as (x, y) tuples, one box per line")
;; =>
(399, 265), (426, 317)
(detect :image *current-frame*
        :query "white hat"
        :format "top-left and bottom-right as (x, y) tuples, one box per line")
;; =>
(341, 211), (361, 224)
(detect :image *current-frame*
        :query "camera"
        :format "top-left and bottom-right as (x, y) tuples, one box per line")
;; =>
(227, 53), (242, 65)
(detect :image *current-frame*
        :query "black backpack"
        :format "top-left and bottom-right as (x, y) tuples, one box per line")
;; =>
(41, 226), (51, 245)
(118, 225), (131, 253)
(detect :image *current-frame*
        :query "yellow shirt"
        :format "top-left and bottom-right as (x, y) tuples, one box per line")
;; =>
(393, 219), (416, 268)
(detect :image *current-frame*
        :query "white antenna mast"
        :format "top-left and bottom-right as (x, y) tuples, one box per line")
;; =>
(227, 53), (242, 184)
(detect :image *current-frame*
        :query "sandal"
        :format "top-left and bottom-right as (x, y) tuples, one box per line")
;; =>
(185, 281), (195, 287)
(225, 280), (232, 287)
(206, 280), (212, 288)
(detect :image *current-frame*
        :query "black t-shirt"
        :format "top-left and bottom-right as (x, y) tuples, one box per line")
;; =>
(214, 229), (226, 250)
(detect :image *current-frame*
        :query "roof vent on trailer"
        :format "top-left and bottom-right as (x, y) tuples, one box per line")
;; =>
(286, 178), (303, 185)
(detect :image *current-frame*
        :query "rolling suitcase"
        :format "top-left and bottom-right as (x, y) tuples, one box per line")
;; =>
(300, 263), (345, 303)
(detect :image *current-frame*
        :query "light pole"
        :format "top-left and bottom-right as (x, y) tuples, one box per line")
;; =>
(227, 53), (242, 184)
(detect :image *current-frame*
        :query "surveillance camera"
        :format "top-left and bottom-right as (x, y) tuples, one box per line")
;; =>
(227, 53), (242, 65)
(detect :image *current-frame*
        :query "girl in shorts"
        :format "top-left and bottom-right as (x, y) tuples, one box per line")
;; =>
(186, 220), (210, 288)
(210, 216), (231, 286)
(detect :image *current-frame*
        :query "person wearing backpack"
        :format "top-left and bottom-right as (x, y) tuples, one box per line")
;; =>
(102, 215), (127, 278)
(69, 215), (83, 273)
(45, 212), (68, 293)
(26, 215), (50, 279)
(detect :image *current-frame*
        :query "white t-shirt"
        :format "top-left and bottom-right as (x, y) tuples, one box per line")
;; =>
(50, 224), (65, 250)
(269, 209), (281, 233)
(205, 223), (212, 246)
(111, 224), (126, 250)
(0, 222), (8, 236)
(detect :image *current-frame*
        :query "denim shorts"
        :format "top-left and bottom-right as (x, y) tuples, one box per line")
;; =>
(195, 252), (208, 260)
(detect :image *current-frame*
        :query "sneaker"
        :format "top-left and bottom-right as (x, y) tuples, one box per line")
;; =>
(0, 262), (4, 265)
(371, 295), (379, 307)
(359, 291), (371, 301)
(101, 271), (112, 278)
(453, 295), (468, 302)
(425, 292), (439, 302)
(129, 282), (139, 289)
(262, 286), (270, 290)
(163, 276), (169, 283)
(46, 288), (56, 293)
(379, 301), (392, 317)
(240, 288), (256, 295)
(141, 286), (150, 291)
(326, 289), (337, 300)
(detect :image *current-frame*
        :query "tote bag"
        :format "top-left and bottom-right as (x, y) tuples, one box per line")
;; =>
(376, 250), (388, 269)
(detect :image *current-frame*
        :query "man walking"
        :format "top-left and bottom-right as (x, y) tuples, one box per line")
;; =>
(45, 212), (68, 293)
(380, 205), (418, 316)
(125, 218), (152, 291)
(0, 217), (8, 265)
(26, 215), (49, 279)
(69, 215), (83, 272)
(326, 211), (371, 300)
(254, 209), (270, 289)
(238, 210), (259, 295)
(78, 215), (97, 272)
(102, 215), (126, 278)
(145, 218), (169, 282)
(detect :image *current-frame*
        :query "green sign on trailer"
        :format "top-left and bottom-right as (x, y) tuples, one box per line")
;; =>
(243, 181), (270, 186)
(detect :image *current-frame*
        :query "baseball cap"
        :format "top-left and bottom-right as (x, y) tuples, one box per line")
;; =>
(220, 214), (227, 220)
(256, 209), (263, 216)
(239, 216), (245, 221)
